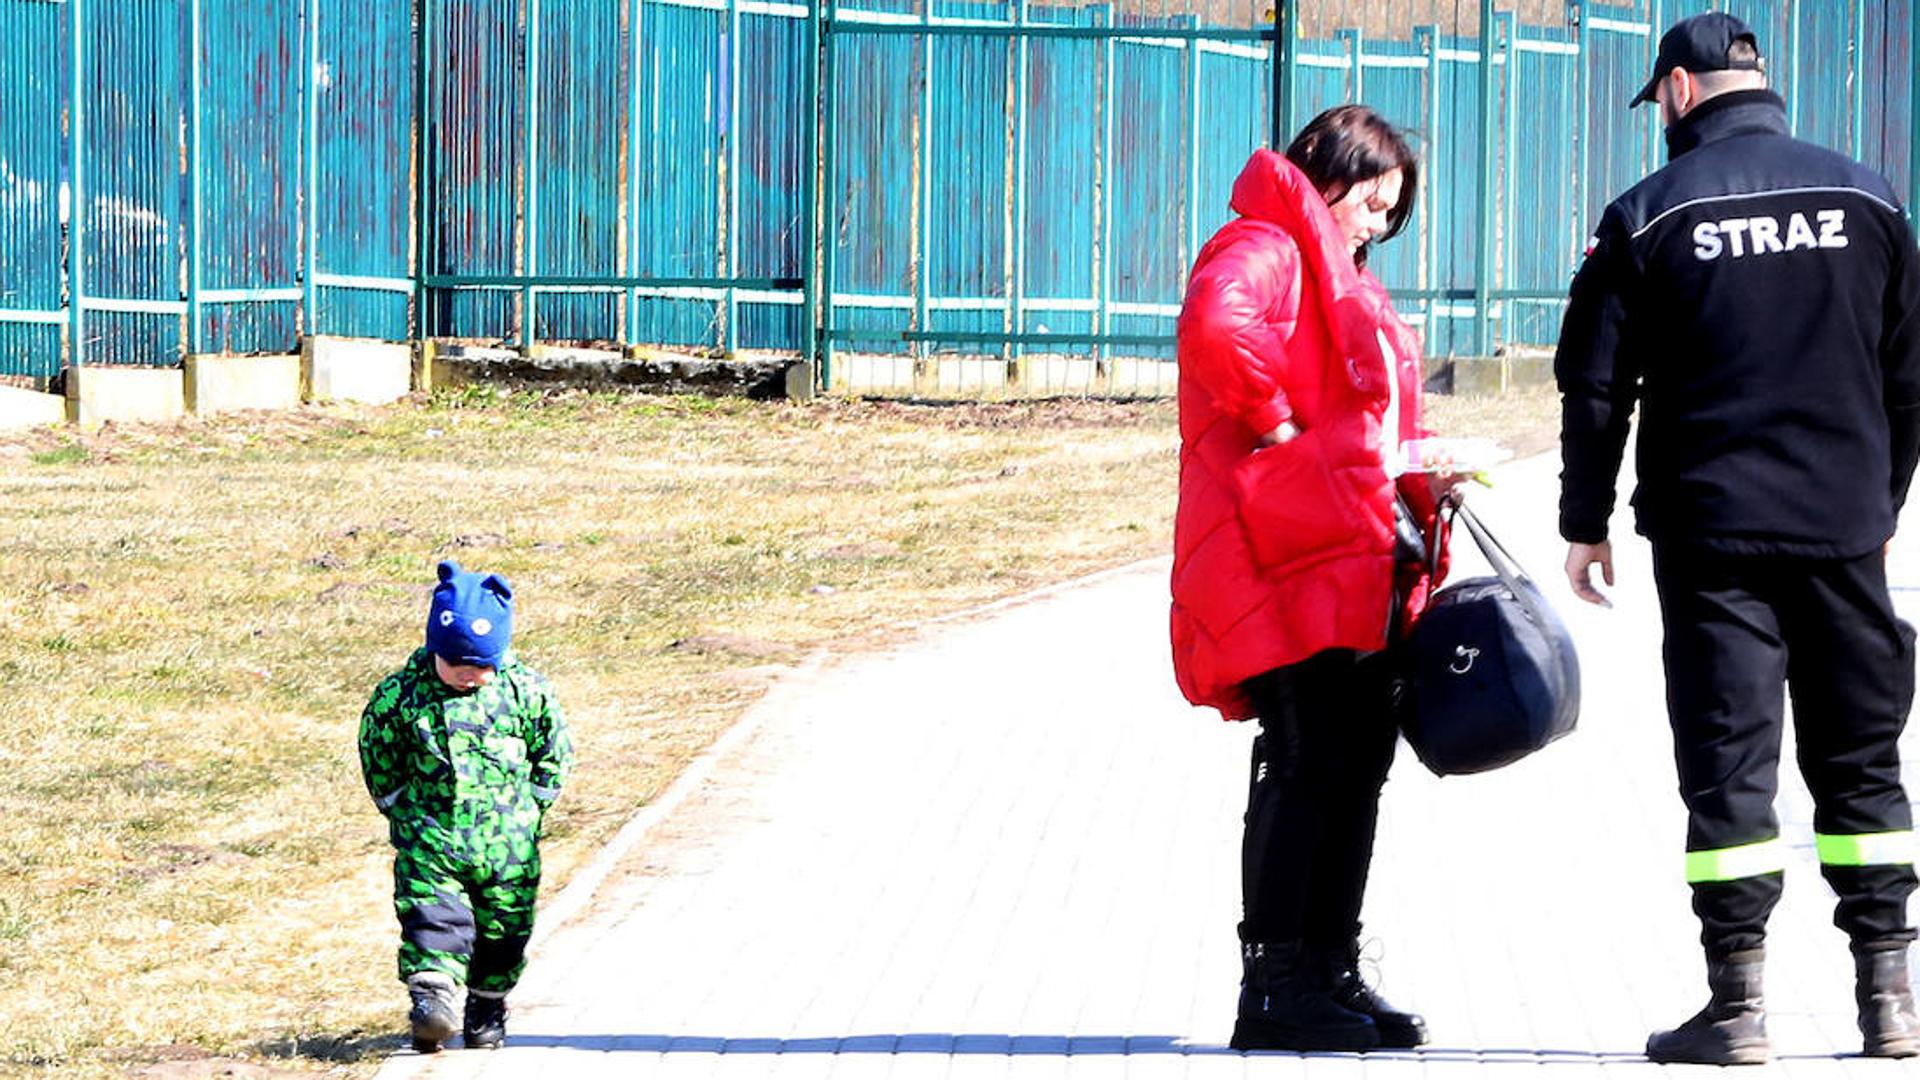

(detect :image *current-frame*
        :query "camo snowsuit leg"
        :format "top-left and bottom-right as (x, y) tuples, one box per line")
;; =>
(360, 648), (572, 993)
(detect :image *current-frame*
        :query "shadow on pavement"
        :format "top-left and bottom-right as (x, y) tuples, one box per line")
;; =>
(478, 1034), (1744, 1062)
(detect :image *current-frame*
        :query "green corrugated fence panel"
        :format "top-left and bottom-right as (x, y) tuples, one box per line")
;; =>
(1584, 12), (1657, 231)
(316, 0), (414, 340)
(0, 0), (65, 378)
(1505, 29), (1580, 346)
(83, 0), (188, 367)
(424, 0), (522, 339)
(1864, 0), (1916, 193)
(925, 0), (1012, 352)
(828, 19), (916, 352)
(1106, 20), (1187, 357)
(202, 0), (302, 354)
(1356, 37), (1425, 305)
(1293, 47), (1347, 130)
(1019, 6), (1100, 352)
(1194, 47), (1268, 253)
(11, 0), (1920, 374)
(632, 0), (724, 348)
(533, 0), (625, 343)
(735, 9), (808, 351)
(1424, 33), (1482, 356)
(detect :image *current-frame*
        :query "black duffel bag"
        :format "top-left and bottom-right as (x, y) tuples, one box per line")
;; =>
(1395, 499), (1580, 776)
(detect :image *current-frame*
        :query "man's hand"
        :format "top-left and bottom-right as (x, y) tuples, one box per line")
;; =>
(1565, 541), (1615, 608)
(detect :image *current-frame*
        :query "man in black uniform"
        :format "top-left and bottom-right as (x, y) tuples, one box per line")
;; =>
(1556, 12), (1920, 1065)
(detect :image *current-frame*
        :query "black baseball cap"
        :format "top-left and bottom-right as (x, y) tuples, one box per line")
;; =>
(1629, 12), (1763, 108)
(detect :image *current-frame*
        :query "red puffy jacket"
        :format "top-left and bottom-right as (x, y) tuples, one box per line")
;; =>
(1170, 150), (1446, 720)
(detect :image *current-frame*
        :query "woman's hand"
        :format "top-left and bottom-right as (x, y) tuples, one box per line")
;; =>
(1427, 467), (1465, 504)
(1258, 420), (1302, 447)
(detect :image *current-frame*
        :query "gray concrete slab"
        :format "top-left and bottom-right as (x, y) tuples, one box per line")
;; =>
(376, 450), (1920, 1078)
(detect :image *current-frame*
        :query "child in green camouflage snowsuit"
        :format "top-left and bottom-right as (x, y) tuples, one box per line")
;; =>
(359, 560), (573, 1052)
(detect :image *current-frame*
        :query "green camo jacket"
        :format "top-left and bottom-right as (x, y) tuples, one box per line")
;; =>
(358, 647), (573, 856)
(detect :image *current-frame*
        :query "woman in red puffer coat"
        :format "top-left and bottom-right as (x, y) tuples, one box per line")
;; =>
(1172, 106), (1458, 1054)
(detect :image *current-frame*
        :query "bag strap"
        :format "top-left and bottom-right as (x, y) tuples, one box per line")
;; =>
(1433, 497), (1555, 627)
(1426, 493), (1456, 581)
(1455, 503), (1530, 589)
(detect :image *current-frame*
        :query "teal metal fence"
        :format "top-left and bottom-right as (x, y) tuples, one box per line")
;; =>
(1, 0), (1917, 382)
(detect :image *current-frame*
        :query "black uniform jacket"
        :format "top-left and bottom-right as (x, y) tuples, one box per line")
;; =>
(1556, 89), (1920, 557)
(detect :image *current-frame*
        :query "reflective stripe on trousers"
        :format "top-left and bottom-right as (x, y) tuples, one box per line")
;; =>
(1817, 830), (1917, 867)
(1686, 838), (1788, 883)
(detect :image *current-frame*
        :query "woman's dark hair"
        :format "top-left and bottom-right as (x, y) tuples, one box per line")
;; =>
(1284, 105), (1419, 267)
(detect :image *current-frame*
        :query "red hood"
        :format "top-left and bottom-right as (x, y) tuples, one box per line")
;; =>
(1228, 149), (1386, 369)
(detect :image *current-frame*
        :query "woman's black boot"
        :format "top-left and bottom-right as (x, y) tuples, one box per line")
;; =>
(1315, 940), (1427, 1048)
(1231, 941), (1380, 1052)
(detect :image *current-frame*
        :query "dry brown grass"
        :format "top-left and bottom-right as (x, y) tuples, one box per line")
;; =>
(0, 383), (1553, 1077)
(1425, 380), (1561, 461)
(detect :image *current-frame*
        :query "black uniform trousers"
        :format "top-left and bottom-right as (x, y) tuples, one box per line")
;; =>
(1652, 543), (1918, 957)
(1239, 648), (1400, 949)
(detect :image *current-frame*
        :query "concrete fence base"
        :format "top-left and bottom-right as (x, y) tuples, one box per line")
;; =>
(824, 354), (1179, 400)
(0, 385), (69, 431)
(1433, 352), (1555, 396)
(67, 366), (186, 428)
(304, 336), (414, 405)
(186, 354), (302, 415)
(15, 338), (1554, 436)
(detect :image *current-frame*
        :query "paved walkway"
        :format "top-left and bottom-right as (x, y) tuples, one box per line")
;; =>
(378, 451), (1920, 1078)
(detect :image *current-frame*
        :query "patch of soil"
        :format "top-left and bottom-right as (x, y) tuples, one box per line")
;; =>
(819, 542), (903, 560)
(664, 634), (796, 661)
(126, 1050), (304, 1079)
(858, 398), (1173, 430)
(1503, 425), (1560, 460)
(120, 843), (245, 884)
(0, 403), (380, 463)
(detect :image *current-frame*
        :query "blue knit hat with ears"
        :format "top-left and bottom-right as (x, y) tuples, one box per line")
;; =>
(425, 560), (514, 667)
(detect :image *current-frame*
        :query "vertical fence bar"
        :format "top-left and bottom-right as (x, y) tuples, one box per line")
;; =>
(1271, 0), (1297, 147)
(1576, 0), (1590, 257)
(1337, 26), (1361, 102)
(802, 0), (821, 368)
(819, 0), (838, 378)
(1183, 21), (1200, 272)
(414, 0), (432, 339)
(1784, 0), (1800, 137)
(725, 0), (742, 353)
(1912, 0), (1920, 227)
(1098, 3), (1114, 363)
(625, 0), (642, 346)
(521, 0), (541, 347)
(188, 0), (205, 354)
(1646, 0), (1663, 169)
(303, 0), (321, 338)
(1011, 0), (1028, 360)
(1473, 0), (1496, 357)
(915, 4), (932, 362)
(1499, 9), (1515, 334)
(68, 0), (84, 368)
(1419, 24), (1439, 344)
(1848, 0), (1865, 161)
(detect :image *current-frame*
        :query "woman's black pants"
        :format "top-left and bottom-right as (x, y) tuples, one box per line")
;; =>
(1239, 648), (1400, 947)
